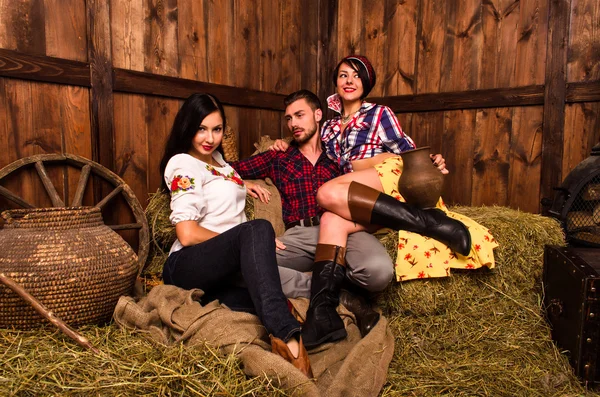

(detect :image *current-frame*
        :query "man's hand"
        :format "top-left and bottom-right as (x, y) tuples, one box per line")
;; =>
(430, 154), (449, 174)
(269, 139), (290, 152)
(245, 181), (272, 203)
(275, 238), (286, 250)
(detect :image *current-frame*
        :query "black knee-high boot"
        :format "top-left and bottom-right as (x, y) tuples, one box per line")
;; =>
(348, 181), (472, 256)
(301, 244), (348, 349)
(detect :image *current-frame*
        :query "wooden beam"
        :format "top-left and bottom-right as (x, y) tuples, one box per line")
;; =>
(87, 0), (115, 177)
(113, 68), (287, 111)
(566, 81), (600, 103)
(0, 48), (90, 87)
(540, 0), (571, 208)
(370, 85), (545, 113)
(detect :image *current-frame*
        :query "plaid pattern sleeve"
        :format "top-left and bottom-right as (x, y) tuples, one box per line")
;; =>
(377, 105), (416, 154)
(229, 150), (277, 180)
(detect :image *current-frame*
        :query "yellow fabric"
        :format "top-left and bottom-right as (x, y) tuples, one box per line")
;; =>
(374, 156), (498, 282)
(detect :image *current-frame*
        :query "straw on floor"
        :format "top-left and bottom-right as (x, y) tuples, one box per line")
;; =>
(1, 203), (597, 396)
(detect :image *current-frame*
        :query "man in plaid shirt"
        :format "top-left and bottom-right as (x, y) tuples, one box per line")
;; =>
(230, 90), (392, 334)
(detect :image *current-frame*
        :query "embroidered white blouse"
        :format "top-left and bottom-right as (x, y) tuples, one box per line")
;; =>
(164, 152), (247, 254)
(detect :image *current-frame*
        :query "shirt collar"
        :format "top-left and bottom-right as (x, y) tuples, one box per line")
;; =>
(326, 94), (376, 115)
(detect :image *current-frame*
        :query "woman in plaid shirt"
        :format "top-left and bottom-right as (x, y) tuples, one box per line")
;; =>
(298, 56), (496, 349)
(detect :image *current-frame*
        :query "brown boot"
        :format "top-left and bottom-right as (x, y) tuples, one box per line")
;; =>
(270, 335), (314, 378)
(347, 181), (472, 256)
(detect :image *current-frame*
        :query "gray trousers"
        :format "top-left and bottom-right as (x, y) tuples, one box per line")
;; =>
(277, 225), (394, 298)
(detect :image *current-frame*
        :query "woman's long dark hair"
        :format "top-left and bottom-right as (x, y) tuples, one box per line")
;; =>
(159, 93), (226, 192)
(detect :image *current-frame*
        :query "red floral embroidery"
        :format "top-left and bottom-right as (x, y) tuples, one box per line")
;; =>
(424, 251), (431, 258)
(171, 177), (180, 192)
(475, 244), (481, 251)
(465, 263), (475, 269)
(170, 175), (195, 194)
(398, 243), (405, 249)
(412, 245), (419, 250)
(404, 253), (412, 260)
(417, 271), (426, 278)
(206, 165), (244, 187)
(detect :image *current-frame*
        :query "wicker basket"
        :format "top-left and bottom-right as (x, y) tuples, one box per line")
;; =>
(222, 125), (239, 162)
(0, 207), (138, 329)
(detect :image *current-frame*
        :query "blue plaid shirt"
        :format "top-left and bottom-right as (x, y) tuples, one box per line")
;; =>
(322, 95), (416, 173)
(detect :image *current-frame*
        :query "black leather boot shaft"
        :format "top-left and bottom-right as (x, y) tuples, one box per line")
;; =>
(301, 250), (348, 349)
(370, 193), (472, 256)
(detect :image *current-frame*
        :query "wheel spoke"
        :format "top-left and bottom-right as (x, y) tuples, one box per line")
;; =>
(109, 223), (143, 231)
(0, 185), (35, 208)
(71, 164), (91, 207)
(34, 161), (64, 207)
(95, 185), (124, 210)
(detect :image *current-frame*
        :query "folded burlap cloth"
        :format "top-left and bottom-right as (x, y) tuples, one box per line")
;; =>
(113, 284), (394, 396)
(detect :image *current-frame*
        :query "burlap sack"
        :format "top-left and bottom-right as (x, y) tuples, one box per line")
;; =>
(113, 284), (394, 396)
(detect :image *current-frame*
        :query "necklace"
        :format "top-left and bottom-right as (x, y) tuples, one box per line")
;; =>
(341, 112), (355, 124)
(341, 107), (360, 124)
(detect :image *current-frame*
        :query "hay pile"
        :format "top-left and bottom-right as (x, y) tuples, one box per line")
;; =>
(377, 206), (593, 396)
(0, 326), (287, 396)
(1, 204), (598, 396)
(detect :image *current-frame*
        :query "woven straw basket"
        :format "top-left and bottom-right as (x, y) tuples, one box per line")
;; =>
(222, 125), (239, 162)
(0, 207), (138, 330)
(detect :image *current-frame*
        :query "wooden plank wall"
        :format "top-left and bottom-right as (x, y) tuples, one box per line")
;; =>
(0, 0), (91, 210)
(0, 0), (599, 216)
(0, 0), (319, 212)
(332, 0), (600, 213)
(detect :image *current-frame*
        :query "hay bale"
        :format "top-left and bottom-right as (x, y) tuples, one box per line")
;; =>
(377, 206), (590, 396)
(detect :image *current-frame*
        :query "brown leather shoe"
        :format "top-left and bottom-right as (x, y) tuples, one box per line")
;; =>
(270, 335), (314, 378)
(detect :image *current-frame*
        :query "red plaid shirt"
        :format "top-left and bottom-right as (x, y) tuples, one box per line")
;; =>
(230, 145), (340, 225)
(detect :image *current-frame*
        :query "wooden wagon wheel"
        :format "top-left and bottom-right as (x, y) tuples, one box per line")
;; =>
(0, 153), (149, 275)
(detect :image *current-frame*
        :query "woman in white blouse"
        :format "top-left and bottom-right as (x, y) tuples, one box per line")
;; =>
(158, 93), (312, 378)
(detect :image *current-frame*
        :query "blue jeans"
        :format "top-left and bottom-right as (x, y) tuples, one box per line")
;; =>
(163, 219), (300, 342)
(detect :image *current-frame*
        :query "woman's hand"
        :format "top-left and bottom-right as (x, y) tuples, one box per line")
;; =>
(269, 139), (290, 152)
(275, 238), (286, 250)
(430, 154), (449, 174)
(245, 181), (272, 203)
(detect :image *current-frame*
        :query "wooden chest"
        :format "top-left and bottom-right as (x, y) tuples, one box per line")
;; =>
(543, 245), (600, 386)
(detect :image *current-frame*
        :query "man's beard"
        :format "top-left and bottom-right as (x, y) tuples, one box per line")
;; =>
(293, 124), (318, 144)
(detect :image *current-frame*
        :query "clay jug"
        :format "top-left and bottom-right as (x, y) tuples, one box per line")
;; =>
(398, 146), (444, 209)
